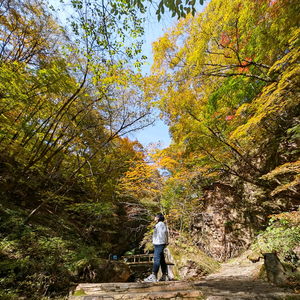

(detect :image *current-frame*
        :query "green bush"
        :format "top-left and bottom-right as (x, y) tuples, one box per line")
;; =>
(252, 211), (300, 258)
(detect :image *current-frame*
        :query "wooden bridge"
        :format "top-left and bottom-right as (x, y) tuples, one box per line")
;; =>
(122, 254), (174, 266)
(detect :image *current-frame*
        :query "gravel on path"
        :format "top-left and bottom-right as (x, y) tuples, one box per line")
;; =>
(194, 260), (299, 299)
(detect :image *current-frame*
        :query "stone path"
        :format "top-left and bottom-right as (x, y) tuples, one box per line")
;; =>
(195, 261), (298, 299)
(69, 281), (203, 299)
(69, 261), (299, 300)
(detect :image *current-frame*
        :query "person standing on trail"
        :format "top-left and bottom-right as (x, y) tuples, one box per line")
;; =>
(143, 213), (169, 282)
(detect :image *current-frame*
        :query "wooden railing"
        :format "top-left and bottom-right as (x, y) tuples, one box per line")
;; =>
(122, 254), (154, 265)
(122, 254), (174, 265)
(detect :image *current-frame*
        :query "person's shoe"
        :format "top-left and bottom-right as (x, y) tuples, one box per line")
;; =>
(143, 273), (157, 282)
(158, 274), (169, 281)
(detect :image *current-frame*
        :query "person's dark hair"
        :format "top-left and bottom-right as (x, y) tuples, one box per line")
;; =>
(156, 213), (164, 222)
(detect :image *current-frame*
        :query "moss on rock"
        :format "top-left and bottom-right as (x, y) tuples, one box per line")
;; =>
(168, 238), (220, 280)
(247, 251), (263, 263)
(73, 289), (87, 296)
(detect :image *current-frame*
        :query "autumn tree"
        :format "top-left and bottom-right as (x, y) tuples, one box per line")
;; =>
(157, 147), (205, 236)
(118, 142), (206, 244)
(0, 0), (155, 222)
(117, 143), (164, 220)
(148, 0), (300, 200)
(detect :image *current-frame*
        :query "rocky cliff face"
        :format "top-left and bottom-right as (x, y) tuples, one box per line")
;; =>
(190, 180), (289, 261)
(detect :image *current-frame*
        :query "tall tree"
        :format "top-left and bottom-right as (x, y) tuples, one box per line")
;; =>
(0, 0), (154, 221)
(148, 0), (300, 193)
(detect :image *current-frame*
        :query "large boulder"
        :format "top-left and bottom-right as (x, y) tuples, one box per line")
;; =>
(167, 241), (220, 280)
(263, 253), (288, 286)
(73, 259), (130, 283)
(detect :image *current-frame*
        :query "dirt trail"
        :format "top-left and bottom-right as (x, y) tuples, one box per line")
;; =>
(194, 260), (298, 299)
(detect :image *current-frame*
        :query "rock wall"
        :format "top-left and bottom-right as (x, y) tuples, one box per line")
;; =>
(191, 180), (287, 261)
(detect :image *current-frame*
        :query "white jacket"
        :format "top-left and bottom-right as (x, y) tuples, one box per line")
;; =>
(153, 221), (168, 245)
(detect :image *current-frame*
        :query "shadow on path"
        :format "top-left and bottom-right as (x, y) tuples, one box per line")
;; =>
(193, 262), (296, 300)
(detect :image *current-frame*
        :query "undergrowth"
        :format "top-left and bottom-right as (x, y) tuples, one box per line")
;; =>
(0, 202), (107, 300)
(252, 210), (300, 259)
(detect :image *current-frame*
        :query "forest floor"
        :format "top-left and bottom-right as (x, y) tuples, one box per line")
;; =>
(194, 252), (300, 300)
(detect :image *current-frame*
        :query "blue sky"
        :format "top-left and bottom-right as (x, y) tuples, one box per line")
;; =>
(50, 0), (175, 148)
(131, 4), (207, 148)
(49, 0), (205, 148)
(130, 12), (175, 148)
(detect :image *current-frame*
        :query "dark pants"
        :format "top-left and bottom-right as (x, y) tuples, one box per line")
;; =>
(153, 244), (167, 274)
